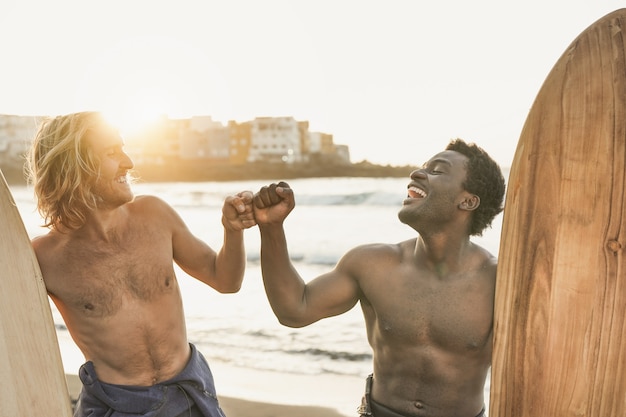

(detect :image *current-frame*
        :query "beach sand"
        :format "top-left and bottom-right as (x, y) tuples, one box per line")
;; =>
(66, 368), (358, 417)
(219, 396), (348, 417)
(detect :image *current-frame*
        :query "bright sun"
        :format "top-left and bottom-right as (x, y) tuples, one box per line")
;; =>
(76, 35), (232, 136)
(104, 87), (172, 136)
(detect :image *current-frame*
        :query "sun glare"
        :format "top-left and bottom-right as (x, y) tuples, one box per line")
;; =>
(76, 35), (233, 137)
(104, 87), (172, 136)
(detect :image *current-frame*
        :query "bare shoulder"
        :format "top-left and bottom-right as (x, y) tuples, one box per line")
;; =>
(343, 240), (405, 258)
(31, 230), (63, 257)
(31, 231), (69, 291)
(130, 194), (170, 210)
(129, 195), (179, 218)
(31, 232), (49, 248)
(338, 239), (415, 270)
(129, 195), (193, 239)
(471, 242), (498, 278)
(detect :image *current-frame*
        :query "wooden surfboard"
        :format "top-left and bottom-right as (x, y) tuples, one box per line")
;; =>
(490, 8), (626, 417)
(0, 170), (72, 416)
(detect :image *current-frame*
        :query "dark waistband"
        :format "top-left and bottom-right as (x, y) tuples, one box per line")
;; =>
(372, 399), (485, 417)
(363, 373), (485, 417)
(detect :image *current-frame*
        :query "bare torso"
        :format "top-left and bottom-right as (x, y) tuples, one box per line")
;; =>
(355, 238), (495, 417)
(33, 197), (191, 386)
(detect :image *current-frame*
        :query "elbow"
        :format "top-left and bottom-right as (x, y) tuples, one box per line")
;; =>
(219, 287), (241, 294)
(277, 318), (299, 328)
(214, 281), (242, 294)
(211, 269), (245, 294)
(277, 317), (307, 328)
(274, 311), (311, 328)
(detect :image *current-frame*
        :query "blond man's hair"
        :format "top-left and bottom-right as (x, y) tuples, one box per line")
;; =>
(27, 111), (108, 230)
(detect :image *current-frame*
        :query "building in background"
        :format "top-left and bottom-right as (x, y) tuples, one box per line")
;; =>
(0, 113), (350, 171)
(248, 116), (302, 164)
(0, 115), (43, 168)
(180, 116), (230, 163)
(228, 120), (251, 166)
(307, 131), (349, 165)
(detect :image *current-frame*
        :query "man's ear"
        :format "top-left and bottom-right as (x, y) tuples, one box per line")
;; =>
(458, 194), (480, 211)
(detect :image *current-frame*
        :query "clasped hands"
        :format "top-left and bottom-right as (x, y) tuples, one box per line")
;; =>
(222, 181), (294, 231)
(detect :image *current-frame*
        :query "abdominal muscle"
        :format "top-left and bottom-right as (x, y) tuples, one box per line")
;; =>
(57, 290), (192, 386)
(371, 342), (489, 417)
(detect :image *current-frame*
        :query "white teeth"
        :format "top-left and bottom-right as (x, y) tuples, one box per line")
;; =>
(408, 186), (427, 198)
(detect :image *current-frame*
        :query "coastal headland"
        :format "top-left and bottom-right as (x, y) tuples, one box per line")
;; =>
(2, 160), (419, 185)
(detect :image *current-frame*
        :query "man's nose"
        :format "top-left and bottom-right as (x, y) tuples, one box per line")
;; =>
(122, 153), (135, 169)
(410, 169), (427, 180)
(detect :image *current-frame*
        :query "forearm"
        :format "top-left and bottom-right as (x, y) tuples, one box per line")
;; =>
(259, 224), (310, 326)
(213, 228), (246, 293)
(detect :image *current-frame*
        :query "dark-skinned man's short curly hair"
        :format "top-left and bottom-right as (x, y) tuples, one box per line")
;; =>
(446, 138), (505, 236)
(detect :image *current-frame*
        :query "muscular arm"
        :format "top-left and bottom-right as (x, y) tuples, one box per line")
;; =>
(254, 182), (360, 327)
(158, 192), (255, 293)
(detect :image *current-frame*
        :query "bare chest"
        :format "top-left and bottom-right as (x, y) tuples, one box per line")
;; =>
(49, 229), (178, 317)
(362, 268), (495, 352)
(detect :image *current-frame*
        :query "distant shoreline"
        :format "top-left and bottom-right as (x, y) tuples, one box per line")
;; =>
(2, 160), (418, 185)
(134, 160), (418, 182)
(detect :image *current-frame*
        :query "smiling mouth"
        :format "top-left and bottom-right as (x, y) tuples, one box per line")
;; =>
(407, 186), (427, 198)
(115, 175), (129, 184)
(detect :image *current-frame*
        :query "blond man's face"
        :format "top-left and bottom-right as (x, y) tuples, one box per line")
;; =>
(87, 124), (135, 209)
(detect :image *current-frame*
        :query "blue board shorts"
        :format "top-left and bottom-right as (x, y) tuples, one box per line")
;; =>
(73, 343), (226, 417)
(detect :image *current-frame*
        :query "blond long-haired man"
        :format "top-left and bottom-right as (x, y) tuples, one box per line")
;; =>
(28, 111), (255, 417)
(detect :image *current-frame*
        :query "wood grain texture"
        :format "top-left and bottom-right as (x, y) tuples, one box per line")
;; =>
(490, 8), (626, 417)
(0, 170), (72, 416)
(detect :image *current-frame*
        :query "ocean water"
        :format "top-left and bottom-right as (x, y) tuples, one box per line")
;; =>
(10, 176), (503, 415)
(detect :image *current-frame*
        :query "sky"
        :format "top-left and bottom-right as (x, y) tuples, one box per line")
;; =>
(0, 0), (624, 167)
